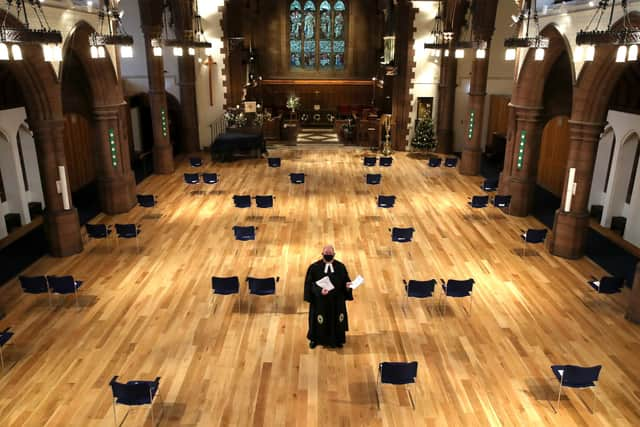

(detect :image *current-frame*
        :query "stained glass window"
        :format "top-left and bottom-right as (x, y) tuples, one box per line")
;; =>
(289, 1), (347, 71)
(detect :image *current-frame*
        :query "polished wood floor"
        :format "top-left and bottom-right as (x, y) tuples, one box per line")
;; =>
(0, 147), (638, 426)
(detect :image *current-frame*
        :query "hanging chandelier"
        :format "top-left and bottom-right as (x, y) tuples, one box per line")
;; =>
(423, 0), (453, 57)
(153, 0), (211, 58)
(89, 0), (133, 59)
(0, 0), (63, 62)
(452, 1), (488, 60)
(575, 0), (639, 63)
(504, 0), (549, 62)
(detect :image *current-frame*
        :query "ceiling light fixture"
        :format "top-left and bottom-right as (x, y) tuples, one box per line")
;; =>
(89, 0), (134, 60)
(503, 0), (549, 62)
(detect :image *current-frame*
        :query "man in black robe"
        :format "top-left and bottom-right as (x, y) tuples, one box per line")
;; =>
(304, 245), (353, 349)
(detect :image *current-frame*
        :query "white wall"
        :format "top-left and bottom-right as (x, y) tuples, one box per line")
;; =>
(0, 108), (44, 239)
(408, 1), (440, 148)
(589, 110), (640, 247)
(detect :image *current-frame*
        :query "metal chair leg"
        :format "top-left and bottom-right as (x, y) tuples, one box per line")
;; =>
(112, 398), (118, 427)
(149, 389), (155, 426)
(555, 382), (563, 413)
(0, 346), (4, 369)
(407, 385), (416, 410)
(74, 288), (79, 309)
(376, 370), (381, 409)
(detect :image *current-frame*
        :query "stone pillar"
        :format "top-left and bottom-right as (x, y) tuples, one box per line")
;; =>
(550, 121), (603, 258)
(460, 49), (490, 175)
(93, 104), (137, 214)
(31, 118), (82, 257)
(178, 53), (200, 154)
(436, 53), (457, 154)
(498, 104), (517, 195)
(507, 106), (544, 217)
(626, 263), (640, 324)
(142, 27), (174, 174)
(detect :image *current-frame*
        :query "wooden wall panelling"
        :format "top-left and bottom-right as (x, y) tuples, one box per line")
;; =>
(486, 95), (510, 145)
(260, 80), (372, 111)
(537, 115), (570, 197)
(63, 113), (96, 192)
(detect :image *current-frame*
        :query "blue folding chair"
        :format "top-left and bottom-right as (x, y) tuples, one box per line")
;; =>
(247, 276), (279, 313)
(203, 172), (219, 185)
(403, 279), (436, 314)
(46, 275), (84, 308)
(377, 361), (418, 410)
(211, 276), (240, 312)
(189, 156), (203, 167)
(233, 195), (252, 209)
(587, 276), (624, 294)
(379, 157), (393, 167)
(255, 195), (274, 209)
(109, 376), (161, 426)
(366, 173), (382, 185)
(184, 173), (201, 195)
(233, 225), (257, 255)
(290, 173), (305, 184)
(19, 275), (51, 306)
(115, 224), (142, 252)
(493, 195), (512, 209)
(439, 278), (474, 316)
(136, 194), (157, 208)
(521, 228), (547, 256)
(389, 227), (415, 257)
(86, 223), (113, 247)
(550, 365), (601, 413)
(444, 157), (458, 168)
(469, 195), (489, 208)
(377, 195), (396, 208)
(428, 157), (442, 168)
(481, 178), (499, 191)
(0, 327), (14, 368)
(363, 156), (377, 167)
(268, 157), (281, 168)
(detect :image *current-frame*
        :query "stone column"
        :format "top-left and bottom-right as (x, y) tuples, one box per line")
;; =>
(31, 118), (82, 257)
(460, 49), (490, 175)
(142, 27), (174, 174)
(498, 104), (517, 195)
(626, 263), (640, 324)
(178, 53), (200, 154)
(507, 106), (544, 217)
(550, 121), (603, 258)
(436, 54), (457, 154)
(93, 104), (137, 214)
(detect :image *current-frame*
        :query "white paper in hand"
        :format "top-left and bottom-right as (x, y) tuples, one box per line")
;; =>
(350, 275), (364, 289)
(316, 276), (335, 291)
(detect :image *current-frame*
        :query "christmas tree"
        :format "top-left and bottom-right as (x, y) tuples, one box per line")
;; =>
(411, 115), (437, 151)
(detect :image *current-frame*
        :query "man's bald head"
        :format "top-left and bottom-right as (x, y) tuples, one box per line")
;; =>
(322, 245), (335, 256)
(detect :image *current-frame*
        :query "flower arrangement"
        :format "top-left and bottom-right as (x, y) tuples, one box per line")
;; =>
(286, 95), (301, 112)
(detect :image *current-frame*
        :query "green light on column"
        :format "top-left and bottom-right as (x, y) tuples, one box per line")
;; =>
(468, 111), (475, 141)
(160, 108), (168, 137)
(109, 128), (118, 167)
(516, 130), (526, 170)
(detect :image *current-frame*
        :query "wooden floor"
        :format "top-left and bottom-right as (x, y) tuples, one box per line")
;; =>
(0, 147), (639, 427)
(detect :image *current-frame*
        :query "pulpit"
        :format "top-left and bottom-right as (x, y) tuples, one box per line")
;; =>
(283, 120), (300, 146)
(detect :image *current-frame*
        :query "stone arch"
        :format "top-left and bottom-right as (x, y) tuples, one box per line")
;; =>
(573, 11), (640, 123)
(59, 20), (137, 215)
(512, 23), (575, 109)
(0, 12), (82, 256)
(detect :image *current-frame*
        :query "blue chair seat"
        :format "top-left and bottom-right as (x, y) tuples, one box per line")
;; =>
(428, 157), (442, 167)
(212, 276), (240, 295)
(184, 173), (200, 184)
(377, 361), (418, 409)
(366, 174), (382, 185)
(364, 156), (377, 167)
(233, 195), (252, 209)
(110, 375), (161, 426)
(379, 157), (393, 167)
(86, 223), (112, 239)
(0, 327), (14, 368)
(115, 224), (141, 239)
(290, 173), (305, 184)
(247, 277), (278, 296)
(203, 173), (218, 184)
(19, 276), (49, 294)
(493, 195), (511, 208)
(481, 178), (499, 191)
(444, 157), (458, 167)
(190, 157), (203, 167)
(469, 195), (489, 208)
(404, 279), (436, 298)
(391, 227), (414, 242)
(377, 195), (396, 208)
(255, 195), (274, 209)
(268, 157), (281, 167)
(233, 226), (256, 241)
(588, 276), (624, 294)
(136, 194), (156, 207)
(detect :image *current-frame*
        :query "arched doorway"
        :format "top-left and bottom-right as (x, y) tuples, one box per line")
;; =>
(60, 21), (137, 217)
(550, 11), (640, 260)
(501, 24), (575, 219)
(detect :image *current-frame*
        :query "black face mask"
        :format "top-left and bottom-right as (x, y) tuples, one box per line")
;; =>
(323, 254), (334, 262)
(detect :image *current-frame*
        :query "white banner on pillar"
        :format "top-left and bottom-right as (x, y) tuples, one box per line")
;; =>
(564, 167), (576, 213)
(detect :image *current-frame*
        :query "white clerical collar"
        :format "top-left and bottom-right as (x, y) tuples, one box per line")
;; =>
(324, 262), (334, 274)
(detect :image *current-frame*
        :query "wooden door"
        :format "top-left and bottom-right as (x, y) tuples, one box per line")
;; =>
(537, 116), (570, 197)
(63, 113), (96, 192)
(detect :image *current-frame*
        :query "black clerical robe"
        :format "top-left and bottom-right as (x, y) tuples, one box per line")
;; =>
(304, 259), (353, 346)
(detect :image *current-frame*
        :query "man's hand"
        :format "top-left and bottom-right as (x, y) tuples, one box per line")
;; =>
(321, 288), (329, 295)
(346, 282), (352, 288)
